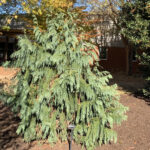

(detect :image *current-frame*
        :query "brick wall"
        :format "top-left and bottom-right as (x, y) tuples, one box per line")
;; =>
(99, 47), (140, 74)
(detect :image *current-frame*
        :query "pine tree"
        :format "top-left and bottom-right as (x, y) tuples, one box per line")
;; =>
(0, 9), (128, 150)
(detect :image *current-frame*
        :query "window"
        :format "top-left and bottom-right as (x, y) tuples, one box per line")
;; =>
(99, 47), (108, 60)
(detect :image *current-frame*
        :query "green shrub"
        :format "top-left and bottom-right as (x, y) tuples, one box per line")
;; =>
(0, 10), (128, 150)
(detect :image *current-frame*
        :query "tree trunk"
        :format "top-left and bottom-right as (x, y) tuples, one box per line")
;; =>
(128, 46), (133, 75)
(121, 35), (133, 75)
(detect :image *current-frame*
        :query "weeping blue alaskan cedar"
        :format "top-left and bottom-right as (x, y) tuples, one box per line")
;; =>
(0, 9), (128, 150)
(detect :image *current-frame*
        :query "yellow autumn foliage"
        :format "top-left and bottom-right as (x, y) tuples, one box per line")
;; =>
(17, 0), (76, 32)
(0, 0), (91, 40)
(21, 0), (74, 16)
(0, 0), (6, 6)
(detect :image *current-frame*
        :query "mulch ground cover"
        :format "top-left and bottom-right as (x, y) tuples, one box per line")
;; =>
(0, 101), (30, 150)
(0, 72), (150, 150)
(98, 93), (150, 150)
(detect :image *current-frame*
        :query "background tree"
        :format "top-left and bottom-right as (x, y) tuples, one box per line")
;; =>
(0, 0), (93, 38)
(20, 0), (74, 29)
(0, 0), (76, 31)
(0, 0), (100, 59)
(84, 0), (138, 75)
(20, 0), (98, 43)
(0, 0), (22, 30)
(1, 9), (128, 150)
(119, 0), (150, 97)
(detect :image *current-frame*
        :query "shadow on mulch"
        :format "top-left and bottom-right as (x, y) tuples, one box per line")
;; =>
(110, 72), (150, 105)
(134, 90), (150, 105)
(0, 101), (31, 150)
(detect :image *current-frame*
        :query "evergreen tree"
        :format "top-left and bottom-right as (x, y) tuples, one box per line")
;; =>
(1, 9), (128, 150)
(119, 0), (150, 98)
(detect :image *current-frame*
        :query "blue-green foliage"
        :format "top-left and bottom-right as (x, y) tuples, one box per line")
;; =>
(0, 10), (128, 150)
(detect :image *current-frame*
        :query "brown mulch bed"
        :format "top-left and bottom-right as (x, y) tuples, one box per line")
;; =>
(0, 67), (19, 81)
(0, 72), (150, 150)
(0, 101), (30, 150)
(0, 94), (150, 150)
(98, 93), (150, 150)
